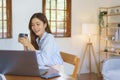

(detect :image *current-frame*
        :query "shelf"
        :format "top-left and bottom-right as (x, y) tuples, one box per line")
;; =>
(101, 35), (114, 38)
(100, 50), (120, 56)
(107, 13), (120, 16)
(99, 5), (120, 71)
(111, 40), (120, 43)
(101, 50), (116, 53)
(108, 23), (120, 24)
(107, 6), (120, 8)
(100, 26), (119, 29)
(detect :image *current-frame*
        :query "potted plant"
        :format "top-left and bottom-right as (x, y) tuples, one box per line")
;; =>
(99, 11), (107, 28)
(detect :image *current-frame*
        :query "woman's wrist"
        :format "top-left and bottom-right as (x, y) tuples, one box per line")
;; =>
(27, 43), (36, 51)
(24, 46), (28, 51)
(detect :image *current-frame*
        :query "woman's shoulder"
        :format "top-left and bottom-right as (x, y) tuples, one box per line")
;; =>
(46, 33), (54, 38)
(45, 33), (56, 42)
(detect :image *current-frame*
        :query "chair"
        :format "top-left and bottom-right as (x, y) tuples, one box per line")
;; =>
(60, 51), (80, 80)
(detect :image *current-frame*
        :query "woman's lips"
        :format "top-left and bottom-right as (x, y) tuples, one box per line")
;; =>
(34, 30), (40, 34)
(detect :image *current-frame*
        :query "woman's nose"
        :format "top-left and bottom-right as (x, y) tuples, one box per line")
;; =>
(33, 25), (38, 29)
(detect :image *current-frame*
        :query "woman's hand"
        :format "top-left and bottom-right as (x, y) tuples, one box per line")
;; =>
(18, 36), (36, 51)
(18, 36), (30, 47)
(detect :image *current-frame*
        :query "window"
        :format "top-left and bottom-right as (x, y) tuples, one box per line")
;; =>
(0, 0), (12, 38)
(43, 0), (71, 37)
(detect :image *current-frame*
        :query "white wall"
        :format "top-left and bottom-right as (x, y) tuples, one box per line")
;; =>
(98, 0), (120, 7)
(1, 0), (119, 74)
(0, 0), (42, 50)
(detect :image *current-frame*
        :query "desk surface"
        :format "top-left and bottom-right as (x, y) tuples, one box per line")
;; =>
(4, 66), (73, 80)
(5, 74), (73, 80)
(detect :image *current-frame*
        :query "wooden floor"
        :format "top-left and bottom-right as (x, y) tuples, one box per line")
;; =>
(77, 73), (103, 80)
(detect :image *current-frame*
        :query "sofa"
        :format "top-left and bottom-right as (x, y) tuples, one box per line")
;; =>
(102, 56), (120, 80)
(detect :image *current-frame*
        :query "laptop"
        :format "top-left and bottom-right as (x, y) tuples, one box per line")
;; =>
(0, 50), (49, 76)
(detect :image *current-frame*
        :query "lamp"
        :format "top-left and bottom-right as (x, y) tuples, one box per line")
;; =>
(82, 23), (98, 42)
(80, 23), (100, 75)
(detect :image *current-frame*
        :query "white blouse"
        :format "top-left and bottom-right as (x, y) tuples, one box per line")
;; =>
(35, 32), (63, 67)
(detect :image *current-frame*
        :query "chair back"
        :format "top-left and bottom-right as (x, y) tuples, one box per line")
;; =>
(60, 51), (80, 79)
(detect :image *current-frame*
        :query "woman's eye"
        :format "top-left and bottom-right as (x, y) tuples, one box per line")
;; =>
(31, 25), (34, 27)
(31, 24), (35, 26)
(37, 24), (40, 26)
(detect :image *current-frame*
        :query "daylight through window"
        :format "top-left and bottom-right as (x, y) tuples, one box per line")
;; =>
(0, 0), (12, 38)
(43, 0), (71, 37)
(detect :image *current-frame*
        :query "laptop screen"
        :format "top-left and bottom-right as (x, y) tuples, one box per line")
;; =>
(0, 50), (45, 76)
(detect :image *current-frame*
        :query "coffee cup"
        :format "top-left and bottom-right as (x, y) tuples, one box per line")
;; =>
(19, 33), (28, 38)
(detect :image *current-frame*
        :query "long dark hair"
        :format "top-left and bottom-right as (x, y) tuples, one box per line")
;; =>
(29, 13), (51, 50)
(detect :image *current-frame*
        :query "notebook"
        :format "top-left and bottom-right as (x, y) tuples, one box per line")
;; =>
(40, 67), (60, 79)
(0, 50), (49, 76)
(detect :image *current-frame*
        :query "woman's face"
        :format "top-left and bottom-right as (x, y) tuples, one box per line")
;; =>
(31, 18), (46, 38)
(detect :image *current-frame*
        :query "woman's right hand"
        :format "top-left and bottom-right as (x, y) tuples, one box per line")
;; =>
(18, 36), (30, 47)
(18, 36), (36, 51)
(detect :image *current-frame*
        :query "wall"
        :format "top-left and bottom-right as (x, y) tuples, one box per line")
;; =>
(0, 0), (42, 50)
(0, 0), (108, 73)
(98, 0), (120, 7)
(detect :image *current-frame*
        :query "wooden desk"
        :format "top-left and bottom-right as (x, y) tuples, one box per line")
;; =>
(5, 67), (73, 80)
(5, 73), (73, 80)
(4, 66), (73, 80)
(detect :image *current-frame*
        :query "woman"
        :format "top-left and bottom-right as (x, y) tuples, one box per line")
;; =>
(18, 12), (63, 71)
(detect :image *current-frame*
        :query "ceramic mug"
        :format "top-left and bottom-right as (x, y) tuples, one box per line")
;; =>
(19, 33), (28, 38)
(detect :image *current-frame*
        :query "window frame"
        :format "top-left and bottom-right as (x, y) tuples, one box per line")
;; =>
(42, 0), (71, 37)
(0, 0), (12, 39)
